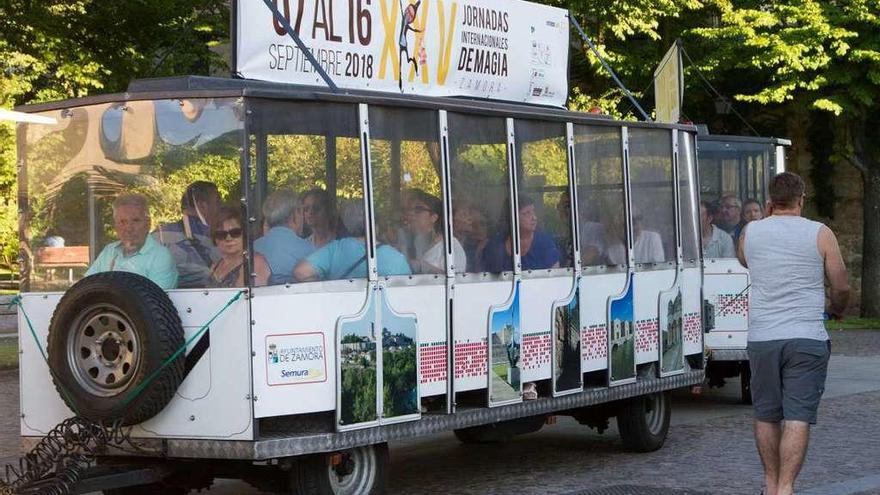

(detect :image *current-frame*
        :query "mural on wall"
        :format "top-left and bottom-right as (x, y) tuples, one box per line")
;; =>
(337, 292), (378, 428)
(488, 282), (522, 406)
(379, 289), (420, 421)
(659, 288), (685, 376)
(608, 277), (636, 385)
(553, 287), (582, 395)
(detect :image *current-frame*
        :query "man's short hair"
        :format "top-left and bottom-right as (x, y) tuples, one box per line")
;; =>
(263, 190), (298, 228)
(720, 194), (742, 209)
(113, 193), (149, 217)
(769, 172), (805, 209)
(181, 181), (219, 210)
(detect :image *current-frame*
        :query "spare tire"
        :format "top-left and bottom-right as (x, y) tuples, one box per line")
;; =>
(47, 272), (185, 425)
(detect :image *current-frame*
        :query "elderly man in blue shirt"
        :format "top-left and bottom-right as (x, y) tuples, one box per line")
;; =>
(255, 189), (315, 285)
(86, 193), (178, 289)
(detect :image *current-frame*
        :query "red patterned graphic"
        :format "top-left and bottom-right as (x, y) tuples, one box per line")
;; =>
(522, 332), (551, 370)
(419, 343), (447, 384)
(715, 294), (749, 318)
(582, 324), (607, 360)
(635, 319), (659, 353)
(454, 340), (487, 379)
(683, 312), (702, 345)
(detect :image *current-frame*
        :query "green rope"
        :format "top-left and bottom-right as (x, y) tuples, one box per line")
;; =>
(120, 290), (245, 406)
(9, 289), (245, 413)
(8, 295), (81, 416)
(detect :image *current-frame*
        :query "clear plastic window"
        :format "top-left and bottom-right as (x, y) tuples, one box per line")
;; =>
(573, 125), (627, 268)
(678, 132), (700, 263)
(252, 100), (369, 283)
(368, 106), (448, 275)
(447, 113), (511, 274)
(22, 99), (244, 292)
(628, 128), (675, 265)
(514, 120), (567, 271)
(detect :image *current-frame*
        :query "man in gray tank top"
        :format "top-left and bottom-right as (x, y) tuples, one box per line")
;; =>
(737, 172), (850, 495)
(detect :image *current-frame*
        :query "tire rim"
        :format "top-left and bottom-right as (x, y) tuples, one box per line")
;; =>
(327, 446), (377, 495)
(645, 392), (667, 436)
(67, 303), (141, 397)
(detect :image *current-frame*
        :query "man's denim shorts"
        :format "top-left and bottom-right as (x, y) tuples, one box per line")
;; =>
(747, 338), (831, 425)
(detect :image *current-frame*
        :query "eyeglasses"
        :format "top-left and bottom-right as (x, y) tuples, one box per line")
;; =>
(302, 204), (324, 214)
(213, 228), (243, 241)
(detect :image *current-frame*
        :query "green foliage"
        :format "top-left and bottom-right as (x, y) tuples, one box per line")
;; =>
(382, 345), (417, 417)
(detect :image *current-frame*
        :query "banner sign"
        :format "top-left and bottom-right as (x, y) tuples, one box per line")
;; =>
(266, 332), (328, 386)
(236, 0), (570, 106)
(654, 41), (683, 123)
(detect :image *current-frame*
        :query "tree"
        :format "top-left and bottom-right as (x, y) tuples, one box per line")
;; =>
(689, 0), (880, 316)
(0, 0), (229, 272)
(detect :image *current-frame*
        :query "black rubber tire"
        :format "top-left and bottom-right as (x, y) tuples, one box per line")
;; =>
(292, 443), (388, 495)
(616, 392), (671, 453)
(740, 361), (753, 405)
(47, 272), (185, 426)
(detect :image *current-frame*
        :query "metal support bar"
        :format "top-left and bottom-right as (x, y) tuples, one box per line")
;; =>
(260, 0), (339, 92)
(568, 14), (651, 122)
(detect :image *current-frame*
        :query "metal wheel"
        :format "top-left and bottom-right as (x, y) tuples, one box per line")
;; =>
(67, 303), (141, 397)
(644, 391), (667, 437)
(327, 446), (378, 495)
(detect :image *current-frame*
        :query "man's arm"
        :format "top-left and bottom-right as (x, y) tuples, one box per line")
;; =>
(736, 224), (748, 268)
(818, 226), (850, 319)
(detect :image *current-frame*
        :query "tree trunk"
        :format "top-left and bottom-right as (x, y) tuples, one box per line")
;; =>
(861, 168), (880, 317)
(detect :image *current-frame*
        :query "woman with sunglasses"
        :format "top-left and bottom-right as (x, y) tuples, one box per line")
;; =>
(210, 206), (270, 287)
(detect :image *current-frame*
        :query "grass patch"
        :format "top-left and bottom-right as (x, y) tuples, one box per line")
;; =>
(826, 318), (880, 331)
(0, 339), (18, 371)
(0, 290), (17, 296)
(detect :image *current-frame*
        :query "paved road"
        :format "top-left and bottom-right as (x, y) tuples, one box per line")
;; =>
(1, 330), (879, 494)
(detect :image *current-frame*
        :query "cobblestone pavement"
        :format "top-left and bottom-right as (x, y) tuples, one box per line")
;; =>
(0, 331), (878, 494)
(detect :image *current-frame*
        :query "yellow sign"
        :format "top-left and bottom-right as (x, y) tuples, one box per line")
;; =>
(654, 42), (683, 124)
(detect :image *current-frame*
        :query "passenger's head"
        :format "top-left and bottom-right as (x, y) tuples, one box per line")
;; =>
(404, 189), (442, 235)
(112, 193), (150, 253)
(699, 200), (717, 232)
(556, 191), (572, 222)
(769, 172), (805, 212)
(742, 198), (763, 223)
(719, 194), (742, 226)
(263, 190), (300, 232)
(340, 200), (367, 238)
(182, 181), (221, 226)
(211, 206), (245, 257)
(302, 189), (336, 232)
(517, 194), (538, 235)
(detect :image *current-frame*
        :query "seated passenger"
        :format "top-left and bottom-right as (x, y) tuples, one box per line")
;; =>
(86, 193), (178, 289)
(210, 206), (270, 287)
(481, 194), (560, 272)
(606, 210), (665, 264)
(153, 181), (220, 288)
(701, 200), (735, 259)
(555, 191), (606, 266)
(254, 190), (315, 285)
(402, 190), (466, 273)
(717, 194), (744, 236)
(453, 202), (489, 272)
(294, 201), (411, 281)
(302, 189), (344, 248)
(395, 188), (435, 261)
(737, 198), (763, 245)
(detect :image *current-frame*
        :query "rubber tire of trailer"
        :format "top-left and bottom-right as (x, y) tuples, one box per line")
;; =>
(47, 272), (186, 426)
(616, 391), (671, 452)
(292, 443), (389, 495)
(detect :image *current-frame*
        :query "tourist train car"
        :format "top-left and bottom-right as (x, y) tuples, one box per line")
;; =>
(697, 133), (790, 403)
(12, 75), (706, 493)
